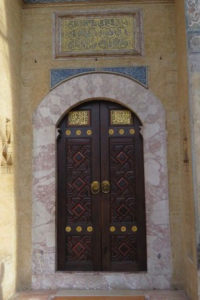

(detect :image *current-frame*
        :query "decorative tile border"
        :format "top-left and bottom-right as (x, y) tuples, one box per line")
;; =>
(188, 31), (200, 54)
(186, 0), (200, 54)
(32, 73), (171, 290)
(51, 66), (148, 88)
(186, 0), (200, 30)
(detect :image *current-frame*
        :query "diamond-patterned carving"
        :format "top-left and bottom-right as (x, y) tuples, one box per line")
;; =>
(118, 242), (131, 256)
(117, 151), (128, 164)
(73, 242), (85, 256)
(72, 204), (85, 217)
(110, 140), (136, 223)
(66, 140), (91, 223)
(67, 236), (92, 262)
(73, 178), (85, 190)
(111, 236), (137, 261)
(117, 178), (129, 190)
(117, 204), (129, 216)
(73, 152), (85, 164)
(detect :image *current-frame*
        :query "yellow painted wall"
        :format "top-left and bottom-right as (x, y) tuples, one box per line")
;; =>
(174, 0), (198, 299)
(0, 0), (22, 299)
(0, 1), (198, 299)
(19, 2), (184, 290)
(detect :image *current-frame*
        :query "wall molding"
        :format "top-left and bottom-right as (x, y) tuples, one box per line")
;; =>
(22, 0), (174, 9)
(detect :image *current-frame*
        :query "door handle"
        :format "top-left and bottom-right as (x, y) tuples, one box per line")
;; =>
(102, 180), (110, 194)
(91, 181), (100, 194)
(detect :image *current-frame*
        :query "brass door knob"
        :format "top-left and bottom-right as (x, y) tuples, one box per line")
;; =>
(91, 181), (100, 194)
(102, 180), (110, 194)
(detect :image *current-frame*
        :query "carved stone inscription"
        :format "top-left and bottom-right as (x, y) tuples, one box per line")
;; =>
(54, 10), (143, 58)
(62, 17), (134, 52)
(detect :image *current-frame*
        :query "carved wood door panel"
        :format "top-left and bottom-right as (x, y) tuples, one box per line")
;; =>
(57, 101), (147, 272)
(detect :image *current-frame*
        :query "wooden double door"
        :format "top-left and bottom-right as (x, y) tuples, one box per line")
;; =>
(57, 100), (147, 272)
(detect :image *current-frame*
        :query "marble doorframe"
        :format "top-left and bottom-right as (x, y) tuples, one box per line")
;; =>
(32, 72), (171, 289)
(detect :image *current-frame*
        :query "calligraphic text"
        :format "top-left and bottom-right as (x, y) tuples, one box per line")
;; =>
(61, 16), (135, 53)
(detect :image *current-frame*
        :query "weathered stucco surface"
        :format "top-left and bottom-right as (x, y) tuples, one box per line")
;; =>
(0, 0), (22, 299)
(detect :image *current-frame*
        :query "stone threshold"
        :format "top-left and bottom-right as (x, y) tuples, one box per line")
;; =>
(10, 290), (188, 300)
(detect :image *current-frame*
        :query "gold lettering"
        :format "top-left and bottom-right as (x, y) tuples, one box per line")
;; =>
(110, 110), (132, 125)
(61, 16), (135, 53)
(68, 111), (90, 126)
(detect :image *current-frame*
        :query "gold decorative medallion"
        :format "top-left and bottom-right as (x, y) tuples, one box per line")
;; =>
(130, 129), (135, 135)
(111, 110), (132, 125)
(65, 226), (71, 232)
(119, 129), (125, 135)
(66, 130), (71, 136)
(121, 226), (126, 232)
(76, 130), (82, 136)
(76, 226), (82, 232)
(87, 226), (93, 232)
(109, 129), (114, 135)
(87, 130), (92, 136)
(68, 111), (89, 126)
(110, 226), (116, 232)
(132, 226), (138, 232)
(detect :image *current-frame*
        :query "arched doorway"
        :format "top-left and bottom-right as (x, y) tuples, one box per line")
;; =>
(57, 100), (147, 272)
(32, 73), (171, 289)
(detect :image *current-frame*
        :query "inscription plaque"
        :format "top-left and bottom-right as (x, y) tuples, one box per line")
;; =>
(54, 10), (143, 58)
(62, 17), (134, 52)
(110, 110), (132, 125)
(68, 111), (90, 126)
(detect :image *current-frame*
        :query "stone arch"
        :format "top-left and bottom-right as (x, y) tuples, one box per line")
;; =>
(32, 73), (171, 290)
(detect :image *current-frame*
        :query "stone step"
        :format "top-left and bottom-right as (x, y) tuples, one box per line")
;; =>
(54, 297), (145, 300)
(54, 290), (144, 300)
(10, 290), (189, 300)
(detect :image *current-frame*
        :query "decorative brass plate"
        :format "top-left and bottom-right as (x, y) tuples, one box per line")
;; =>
(132, 226), (138, 232)
(68, 111), (90, 126)
(87, 226), (93, 232)
(76, 130), (82, 136)
(87, 130), (92, 135)
(109, 129), (114, 135)
(111, 110), (132, 125)
(102, 180), (110, 194)
(91, 181), (100, 195)
(110, 226), (116, 232)
(66, 130), (71, 136)
(76, 226), (82, 232)
(119, 129), (125, 135)
(121, 226), (126, 232)
(130, 129), (135, 134)
(65, 226), (71, 232)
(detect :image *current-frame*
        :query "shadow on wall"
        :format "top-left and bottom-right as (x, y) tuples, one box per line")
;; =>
(0, 263), (5, 300)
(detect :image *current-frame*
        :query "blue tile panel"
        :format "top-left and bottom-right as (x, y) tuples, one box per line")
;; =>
(188, 32), (200, 54)
(51, 68), (95, 87)
(100, 66), (147, 87)
(185, 0), (200, 54)
(51, 66), (148, 89)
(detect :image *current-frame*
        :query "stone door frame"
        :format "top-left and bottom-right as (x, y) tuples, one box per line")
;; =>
(32, 72), (171, 289)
